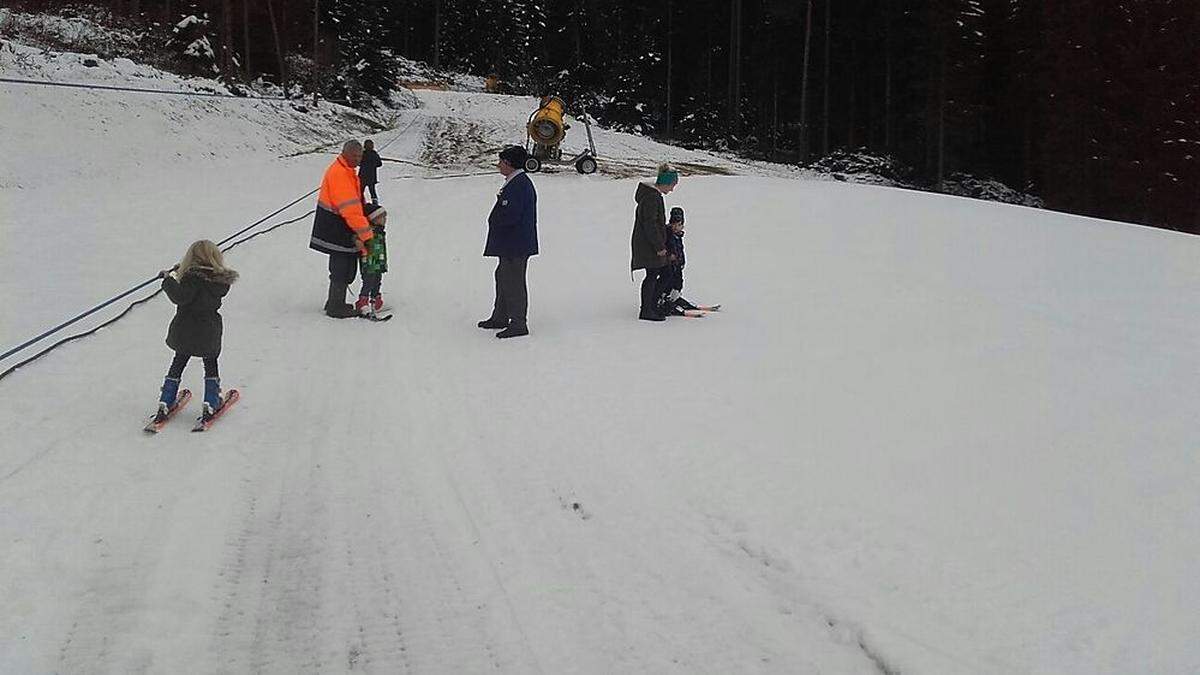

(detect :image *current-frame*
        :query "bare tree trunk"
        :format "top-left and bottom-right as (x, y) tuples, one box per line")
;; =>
(799, 0), (812, 161)
(666, 0), (673, 141)
(221, 0), (234, 78)
(265, 0), (288, 96)
(821, 0), (830, 156)
(936, 44), (946, 190)
(847, 36), (857, 148)
(884, 0), (892, 151)
(242, 0), (251, 79)
(573, 0), (583, 65)
(728, 0), (735, 127)
(772, 74), (779, 158)
(433, 0), (441, 68)
(312, 0), (320, 105)
(705, 12), (712, 99)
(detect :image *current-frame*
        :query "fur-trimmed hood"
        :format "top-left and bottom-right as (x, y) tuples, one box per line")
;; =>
(181, 265), (239, 285)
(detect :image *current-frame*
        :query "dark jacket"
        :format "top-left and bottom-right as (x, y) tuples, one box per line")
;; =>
(359, 149), (382, 185)
(666, 228), (685, 269)
(661, 228), (686, 294)
(631, 182), (667, 270)
(484, 171), (538, 258)
(163, 266), (237, 358)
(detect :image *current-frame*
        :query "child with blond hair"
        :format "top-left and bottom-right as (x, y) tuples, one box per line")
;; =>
(148, 240), (239, 429)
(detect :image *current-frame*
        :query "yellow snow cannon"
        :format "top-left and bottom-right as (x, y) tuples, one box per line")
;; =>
(528, 95), (568, 147)
(523, 95), (599, 175)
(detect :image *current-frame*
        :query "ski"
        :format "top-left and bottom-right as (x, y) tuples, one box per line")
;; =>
(360, 311), (393, 322)
(192, 389), (241, 432)
(694, 303), (721, 312)
(143, 389), (192, 433)
(682, 309), (708, 318)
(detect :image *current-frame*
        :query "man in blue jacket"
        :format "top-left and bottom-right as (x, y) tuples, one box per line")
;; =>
(479, 145), (538, 338)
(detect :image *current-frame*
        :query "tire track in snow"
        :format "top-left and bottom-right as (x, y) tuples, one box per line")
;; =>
(207, 448), (325, 673)
(53, 469), (191, 674)
(353, 445), (516, 672)
(324, 440), (415, 673)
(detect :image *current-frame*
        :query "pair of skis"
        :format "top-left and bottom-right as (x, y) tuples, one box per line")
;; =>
(680, 303), (722, 318)
(143, 389), (241, 433)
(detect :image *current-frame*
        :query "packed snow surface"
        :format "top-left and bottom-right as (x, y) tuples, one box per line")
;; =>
(2, 42), (1200, 674)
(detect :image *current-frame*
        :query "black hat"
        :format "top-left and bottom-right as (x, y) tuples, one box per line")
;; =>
(499, 145), (528, 169)
(669, 206), (684, 222)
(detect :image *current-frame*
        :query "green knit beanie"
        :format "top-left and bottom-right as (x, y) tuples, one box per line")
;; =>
(655, 166), (679, 185)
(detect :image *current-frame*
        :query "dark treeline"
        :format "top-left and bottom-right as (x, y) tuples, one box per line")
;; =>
(14, 0), (1200, 232)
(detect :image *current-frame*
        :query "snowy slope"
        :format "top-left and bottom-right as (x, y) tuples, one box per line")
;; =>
(0, 40), (408, 350)
(4, 44), (1200, 675)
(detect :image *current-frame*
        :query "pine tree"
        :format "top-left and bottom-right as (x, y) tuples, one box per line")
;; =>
(324, 0), (398, 105)
(168, 9), (219, 76)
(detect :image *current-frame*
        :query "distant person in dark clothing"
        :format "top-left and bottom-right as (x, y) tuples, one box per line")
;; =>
(478, 145), (538, 339)
(359, 139), (383, 204)
(630, 163), (679, 321)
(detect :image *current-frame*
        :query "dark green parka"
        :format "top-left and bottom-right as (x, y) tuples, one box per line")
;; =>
(163, 266), (237, 357)
(630, 182), (669, 271)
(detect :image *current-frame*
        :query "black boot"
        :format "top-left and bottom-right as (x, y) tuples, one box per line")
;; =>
(477, 317), (509, 329)
(496, 323), (529, 338)
(324, 281), (358, 318)
(639, 274), (666, 321)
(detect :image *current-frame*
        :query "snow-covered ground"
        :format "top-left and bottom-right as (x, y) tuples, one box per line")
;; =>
(3, 42), (1200, 674)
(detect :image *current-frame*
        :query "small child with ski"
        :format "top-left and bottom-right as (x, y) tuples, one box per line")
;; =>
(149, 240), (238, 429)
(354, 203), (389, 315)
(659, 206), (700, 316)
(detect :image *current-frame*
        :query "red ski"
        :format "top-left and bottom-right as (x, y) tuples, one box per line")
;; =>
(143, 389), (192, 433)
(192, 389), (241, 432)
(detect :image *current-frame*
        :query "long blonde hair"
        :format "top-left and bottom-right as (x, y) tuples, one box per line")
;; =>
(178, 240), (238, 281)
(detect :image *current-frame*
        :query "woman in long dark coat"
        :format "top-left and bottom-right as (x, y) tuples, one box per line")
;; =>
(630, 163), (680, 321)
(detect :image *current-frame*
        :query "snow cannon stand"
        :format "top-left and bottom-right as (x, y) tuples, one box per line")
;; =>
(523, 95), (599, 175)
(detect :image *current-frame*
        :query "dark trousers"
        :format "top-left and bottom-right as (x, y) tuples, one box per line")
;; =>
(328, 251), (358, 285)
(662, 265), (684, 297)
(640, 266), (667, 312)
(362, 182), (378, 203)
(167, 352), (219, 379)
(489, 256), (529, 328)
(359, 270), (382, 298)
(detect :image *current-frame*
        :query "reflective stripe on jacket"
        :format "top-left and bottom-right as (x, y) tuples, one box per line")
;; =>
(310, 157), (373, 255)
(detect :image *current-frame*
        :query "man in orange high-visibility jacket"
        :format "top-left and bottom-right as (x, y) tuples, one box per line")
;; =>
(311, 140), (374, 318)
